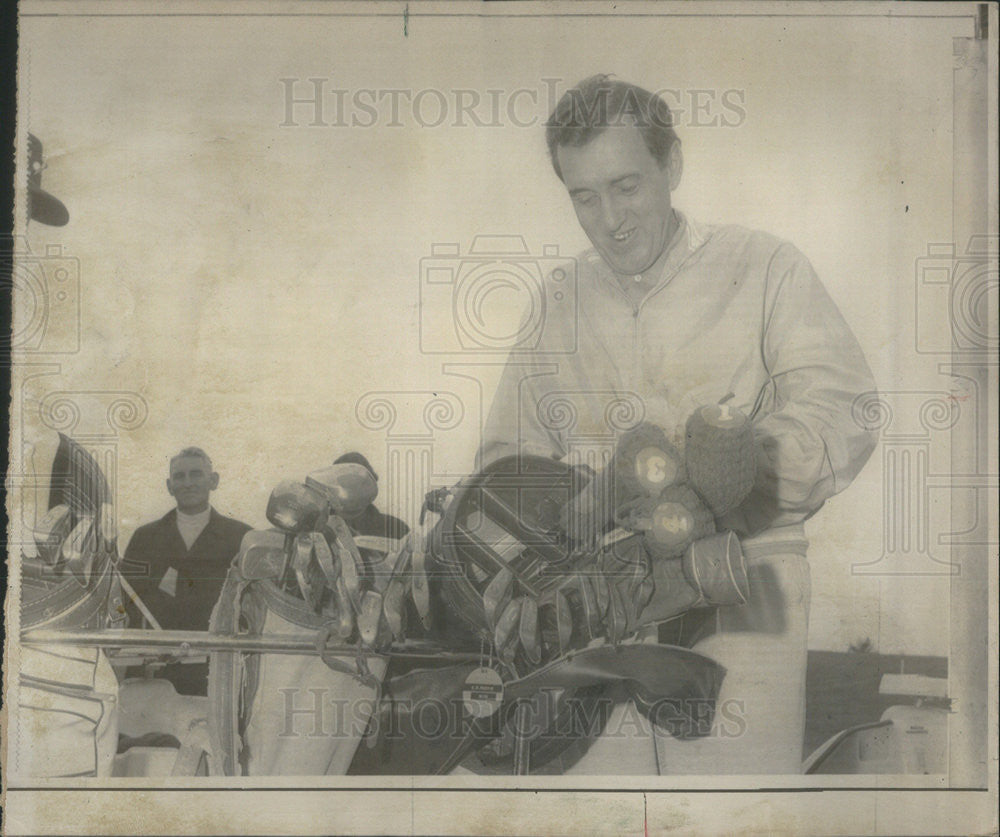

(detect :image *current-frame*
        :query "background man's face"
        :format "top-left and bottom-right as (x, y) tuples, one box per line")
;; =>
(166, 455), (219, 514)
(557, 126), (681, 276)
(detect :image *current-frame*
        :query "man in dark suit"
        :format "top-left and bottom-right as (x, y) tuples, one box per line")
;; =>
(122, 447), (251, 694)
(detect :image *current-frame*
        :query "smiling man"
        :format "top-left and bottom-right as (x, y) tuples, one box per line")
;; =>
(559, 108), (681, 291)
(478, 75), (878, 774)
(121, 447), (251, 694)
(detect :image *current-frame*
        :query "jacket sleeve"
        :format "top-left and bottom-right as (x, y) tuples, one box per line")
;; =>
(477, 356), (567, 470)
(724, 244), (878, 536)
(120, 527), (160, 628)
(476, 261), (596, 469)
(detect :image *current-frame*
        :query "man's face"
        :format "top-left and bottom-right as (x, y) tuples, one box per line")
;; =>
(166, 455), (219, 514)
(556, 126), (682, 276)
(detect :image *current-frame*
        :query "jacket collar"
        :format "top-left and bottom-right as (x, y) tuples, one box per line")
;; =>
(156, 506), (221, 553)
(158, 506), (218, 526)
(587, 210), (708, 301)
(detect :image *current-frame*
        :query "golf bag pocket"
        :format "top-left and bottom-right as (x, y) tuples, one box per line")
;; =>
(13, 645), (119, 778)
(219, 580), (387, 776)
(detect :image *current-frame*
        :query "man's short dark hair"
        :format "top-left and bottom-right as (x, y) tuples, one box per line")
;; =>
(545, 75), (678, 181)
(170, 446), (212, 470)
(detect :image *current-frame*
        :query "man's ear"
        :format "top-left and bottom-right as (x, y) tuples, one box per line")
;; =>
(209, 471), (220, 491)
(166, 478), (175, 497)
(666, 141), (683, 191)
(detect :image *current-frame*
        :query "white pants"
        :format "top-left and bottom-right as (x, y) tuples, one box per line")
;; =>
(563, 525), (811, 775)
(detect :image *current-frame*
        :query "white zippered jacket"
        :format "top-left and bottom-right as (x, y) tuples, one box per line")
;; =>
(478, 212), (878, 541)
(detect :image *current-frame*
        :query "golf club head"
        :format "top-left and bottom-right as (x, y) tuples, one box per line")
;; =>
(266, 480), (329, 534)
(62, 514), (97, 584)
(237, 529), (287, 581)
(292, 534), (322, 611)
(33, 504), (74, 566)
(305, 463), (377, 519)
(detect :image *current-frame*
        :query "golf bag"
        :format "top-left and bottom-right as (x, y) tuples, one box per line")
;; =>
(14, 434), (124, 778)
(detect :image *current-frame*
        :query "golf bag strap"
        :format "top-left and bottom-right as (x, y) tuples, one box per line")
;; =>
(20, 555), (116, 630)
(171, 719), (213, 777)
(351, 642), (726, 775)
(255, 577), (332, 629)
(207, 569), (248, 776)
(353, 535), (404, 556)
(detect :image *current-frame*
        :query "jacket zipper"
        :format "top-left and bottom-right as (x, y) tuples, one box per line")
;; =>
(597, 219), (706, 395)
(629, 252), (697, 393)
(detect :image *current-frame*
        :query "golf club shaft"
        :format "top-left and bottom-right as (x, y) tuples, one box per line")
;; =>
(21, 627), (481, 661)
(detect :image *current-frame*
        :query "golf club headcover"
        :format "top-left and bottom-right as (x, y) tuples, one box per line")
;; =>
(614, 422), (686, 502)
(684, 403), (756, 518)
(615, 483), (716, 560)
(560, 424), (686, 550)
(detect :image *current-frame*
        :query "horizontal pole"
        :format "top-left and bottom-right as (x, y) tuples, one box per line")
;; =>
(20, 628), (481, 662)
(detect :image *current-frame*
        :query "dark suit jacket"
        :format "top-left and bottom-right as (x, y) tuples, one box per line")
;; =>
(122, 507), (251, 632)
(121, 508), (250, 695)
